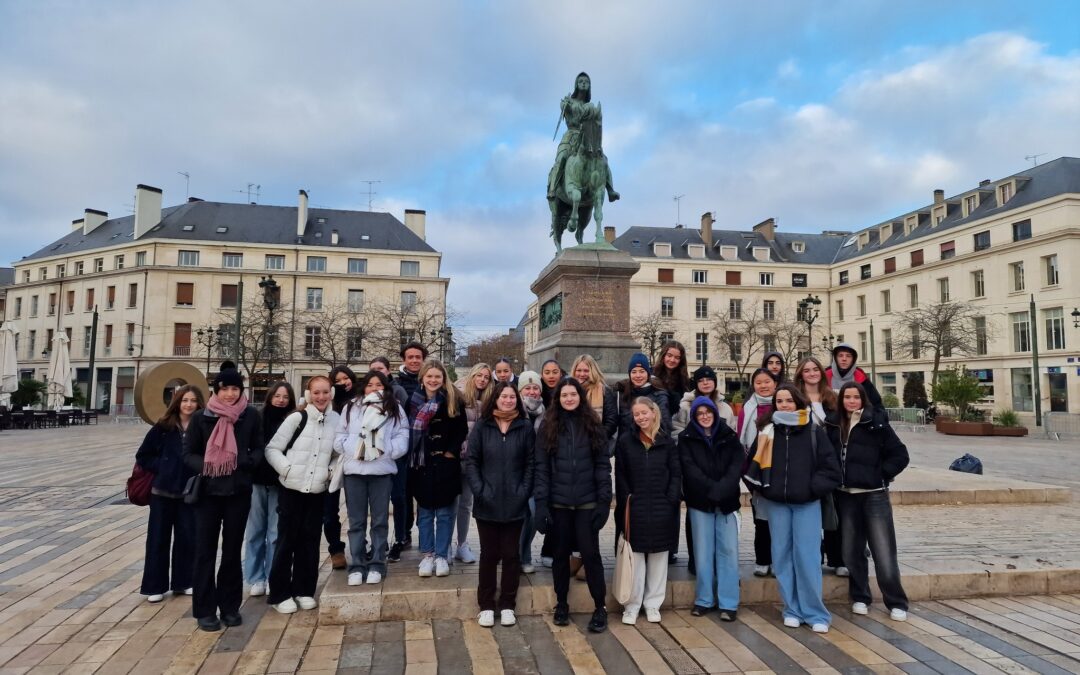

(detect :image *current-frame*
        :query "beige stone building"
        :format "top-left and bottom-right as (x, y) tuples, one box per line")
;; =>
(3, 185), (447, 411)
(525, 157), (1080, 417)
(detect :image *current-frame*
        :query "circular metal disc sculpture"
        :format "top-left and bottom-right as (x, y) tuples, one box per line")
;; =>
(134, 362), (210, 425)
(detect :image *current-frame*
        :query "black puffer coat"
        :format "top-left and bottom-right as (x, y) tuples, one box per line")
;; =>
(825, 408), (909, 490)
(755, 422), (841, 505)
(533, 413), (611, 509)
(408, 400), (468, 509)
(254, 405), (291, 486)
(182, 406), (264, 497)
(396, 367), (421, 399)
(464, 417), (536, 523)
(615, 431), (681, 553)
(136, 423), (195, 496)
(678, 420), (743, 515)
(613, 380), (672, 439)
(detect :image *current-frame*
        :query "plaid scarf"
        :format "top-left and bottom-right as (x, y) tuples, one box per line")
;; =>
(408, 389), (443, 469)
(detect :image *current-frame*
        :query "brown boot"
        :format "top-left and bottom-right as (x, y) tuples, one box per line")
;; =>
(331, 552), (347, 570)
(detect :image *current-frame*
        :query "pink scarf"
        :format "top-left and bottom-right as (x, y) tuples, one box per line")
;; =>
(204, 394), (249, 477)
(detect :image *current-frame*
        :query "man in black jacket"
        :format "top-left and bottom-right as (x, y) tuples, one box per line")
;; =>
(389, 342), (429, 560)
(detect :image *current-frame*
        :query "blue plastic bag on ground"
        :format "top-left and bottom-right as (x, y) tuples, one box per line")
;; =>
(948, 453), (983, 475)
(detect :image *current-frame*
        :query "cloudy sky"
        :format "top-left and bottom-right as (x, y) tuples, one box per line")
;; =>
(3, 1), (1079, 344)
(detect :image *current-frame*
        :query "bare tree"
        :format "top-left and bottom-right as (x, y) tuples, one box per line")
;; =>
(214, 292), (296, 392)
(892, 300), (996, 386)
(296, 301), (379, 370)
(629, 311), (672, 362)
(761, 307), (807, 368)
(710, 303), (769, 385)
(364, 297), (462, 362)
(463, 332), (525, 370)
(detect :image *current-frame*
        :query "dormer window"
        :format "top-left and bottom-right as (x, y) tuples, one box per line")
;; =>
(719, 245), (738, 260)
(881, 223), (895, 242)
(652, 242), (672, 257)
(931, 206), (945, 227)
(963, 194), (979, 217)
(752, 246), (770, 262)
(856, 232), (870, 250)
(687, 244), (705, 259)
(791, 241), (805, 253)
(998, 181), (1014, 205)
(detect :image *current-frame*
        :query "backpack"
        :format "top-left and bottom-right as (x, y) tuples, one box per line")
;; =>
(284, 411), (308, 456)
(949, 453), (983, 475)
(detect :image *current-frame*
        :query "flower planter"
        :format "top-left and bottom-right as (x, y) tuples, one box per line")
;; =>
(991, 426), (1028, 437)
(935, 420), (995, 436)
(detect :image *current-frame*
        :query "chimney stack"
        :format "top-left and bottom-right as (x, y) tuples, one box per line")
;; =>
(752, 217), (776, 242)
(72, 218), (83, 231)
(933, 189), (944, 204)
(699, 212), (714, 249)
(83, 209), (108, 235)
(297, 190), (308, 238)
(133, 184), (162, 239)
(979, 179), (991, 187)
(404, 209), (426, 241)
(604, 226), (616, 243)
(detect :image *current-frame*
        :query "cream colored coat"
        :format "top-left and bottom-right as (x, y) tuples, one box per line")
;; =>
(264, 406), (341, 494)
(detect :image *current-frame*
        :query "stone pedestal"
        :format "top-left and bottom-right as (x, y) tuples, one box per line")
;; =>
(528, 246), (641, 372)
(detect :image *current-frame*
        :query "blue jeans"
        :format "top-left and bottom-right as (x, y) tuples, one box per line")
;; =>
(761, 497), (830, 626)
(520, 498), (536, 566)
(688, 508), (739, 611)
(836, 490), (908, 611)
(243, 484), (279, 584)
(417, 505), (454, 559)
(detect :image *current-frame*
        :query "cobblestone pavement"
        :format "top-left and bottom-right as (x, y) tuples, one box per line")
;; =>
(1, 425), (1080, 673)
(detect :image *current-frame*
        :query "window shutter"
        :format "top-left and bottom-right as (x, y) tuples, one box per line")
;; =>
(176, 283), (194, 305)
(725, 271), (741, 285)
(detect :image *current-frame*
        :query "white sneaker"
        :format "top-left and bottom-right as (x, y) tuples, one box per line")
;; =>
(147, 594), (164, 603)
(478, 610), (495, 627)
(273, 598), (298, 614)
(753, 565), (770, 577)
(783, 616), (800, 628)
(521, 564), (536, 574)
(645, 608), (662, 623)
(348, 572), (364, 586)
(812, 623), (830, 633)
(500, 610), (516, 626)
(419, 555), (434, 577)
(183, 587), (194, 596)
(367, 571), (383, 584)
(835, 566), (850, 577)
(456, 543), (477, 564)
(296, 596), (317, 610)
(890, 608), (908, 622)
(852, 602), (869, 615)
(249, 582), (266, 597)
(435, 557), (450, 577)
(622, 611), (638, 625)
(541, 556), (554, 568)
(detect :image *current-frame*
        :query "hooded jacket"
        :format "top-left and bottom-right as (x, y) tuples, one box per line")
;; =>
(464, 417), (536, 523)
(825, 407), (909, 490)
(264, 406), (341, 494)
(677, 399), (744, 515)
(825, 343), (884, 409)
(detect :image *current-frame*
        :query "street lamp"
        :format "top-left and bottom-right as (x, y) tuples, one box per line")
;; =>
(820, 333), (836, 352)
(429, 326), (453, 363)
(259, 276), (280, 389)
(1072, 307), (1080, 328)
(797, 294), (822, 357)
(196, 326), (226, 377)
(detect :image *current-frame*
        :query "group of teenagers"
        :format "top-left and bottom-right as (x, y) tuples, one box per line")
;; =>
(134, 337), (910, 635)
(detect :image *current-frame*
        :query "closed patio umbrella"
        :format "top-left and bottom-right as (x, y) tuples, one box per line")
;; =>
(0, 324), (18, 408)
(45, 333), (73, 410)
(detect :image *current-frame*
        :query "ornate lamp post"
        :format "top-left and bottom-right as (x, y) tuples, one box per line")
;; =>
(195, 326), (225, 377)
(820, 333), (836, 353)
(429, 326), (453, 363)
(1072, 307), (1080, 328)
(797, 294), (822, 357)
(259, 276), (280, 389)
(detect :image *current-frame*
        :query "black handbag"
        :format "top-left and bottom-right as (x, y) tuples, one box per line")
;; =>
(182, 474), (202, 505)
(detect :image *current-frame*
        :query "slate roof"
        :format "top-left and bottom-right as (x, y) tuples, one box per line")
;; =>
(612, 225), (846, 265)
(21, 200), (436, 262)
(0, 268), (14, 288)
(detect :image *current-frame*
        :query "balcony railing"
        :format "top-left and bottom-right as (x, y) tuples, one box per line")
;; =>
(173, 345), (191, 356)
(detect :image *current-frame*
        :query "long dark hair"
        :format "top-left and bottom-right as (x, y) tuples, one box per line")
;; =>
(354, 370), (403, 423)
(480, 381), (526, 420)
(262, 381), (297, 438)
(653, 340), (691, 394)
(540, 377), (607, 456)
(760, 384), (810, 428)
(262, 381), (297, 410)
(157, 384), (205, 431)
(837, 382), (869, 443)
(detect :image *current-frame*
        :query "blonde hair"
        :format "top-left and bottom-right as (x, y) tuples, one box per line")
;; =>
(571, 354), (607, 409)
(631, 396), (662, 441)
(793, 356), (838, 412)
(461, 363), (492, 407)
(418, 359), (460, 417)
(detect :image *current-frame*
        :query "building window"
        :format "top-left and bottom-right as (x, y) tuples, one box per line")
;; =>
(692, 270), (707, 284)
(973, 231), (990, 251)
(220, 284), (238, 308)
(307, 256), (327, 272)
(399, 329), (417, 352)
(348, 290), (364, 313)
(858, 332), (868, 358)
(939, 241), (955, 260)
(964, 194), (978, 215)
(882, 329), (893, 361)
(792, 242), (805, 253)
(127, 283), (138, 308)
(659, 331), (675, 344)
(56, 264), (66, 278)
(114, 255), (124, 270)
(401, 291), (417, 311)
(29, 295), (38, 317)
(400, 260), (420, 277)
(65, 290), (75, 314)
(348, 258), (368, 274)
(910, 250), (924, 267)
(1011, 368), (1033, 412)
(857, 295), (866, 317)
(658, 268), (674, 283)
(178, 250), (200, 267)
(85, 288), (94, 311)
(881, 290), (891, 314)
(910, 324), (921, 359)
(13, 297), (22, 319)
(81, 326), (91, 355)
(1010, 262), (1025, 292)
(135, 251), (146, 267)
(907, 284), (918, 308)
(838, 270), (849, 285)
(725, 270), (741, 286)
(694, 333), (709, 363)
(1012, 219), (1031, 242)
(971, 270), (985, 298)
(792, 273), (807, 287)
(126, 323), (135, 352)
(104, 324), (113, 355)
(74, 261), (84, 275)
(695, 298), (709, 320)
(860, 264), (871, 280)
(1011, 311), (1030, 352)
(763, 300), (776, 320)
(727, 335), (742, 361)
(347, 327), (364, 359)
(1045, 308), (1065, 350)
(835, 300), (844, 322)
(660, 297), (674, 319)
(884, 257), (896, 274)
(304, 326), (322, 358)
(222, 253), (243, 269)
(937, 278), (950, 303)
(265, 254), (285, 270)
(729, 299), (742, 320)
(306, 288), (323, 311)
(763, 335), (777, 352)
(105, 287), (114, 310)
(759, 272), (774, 286)
(880, 372), (897, 398)
(1044, 255), (1059, 286)
(22, 270), (29, 283)
(94, 258), (104, 273)
(27, 329), (34, 356)
(176, 282), (194, 306)
(173, 323), (192, 357)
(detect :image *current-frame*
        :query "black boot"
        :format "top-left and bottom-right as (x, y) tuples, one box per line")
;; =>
(588, 607), (608, 633)
(553, 604), (570, 627)
(197, 616), (222, 632)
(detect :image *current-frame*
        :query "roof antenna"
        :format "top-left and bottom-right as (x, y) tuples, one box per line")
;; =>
(673, 194), (685, 227)
(233, 183), (261, 203)
(361, 180), (382, 211)
(177, 171), (190, 199)
(1025, 153), (1046, 167)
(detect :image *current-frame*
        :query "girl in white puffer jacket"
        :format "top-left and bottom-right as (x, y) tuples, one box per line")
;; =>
(263, 376), (341, 614)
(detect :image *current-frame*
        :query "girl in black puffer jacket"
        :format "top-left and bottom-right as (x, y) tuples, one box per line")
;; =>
(826, 383), (910, 621)
(615, 397), (681, 625)
(534, 377), (611, 633)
